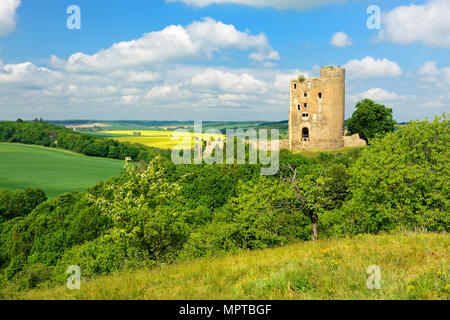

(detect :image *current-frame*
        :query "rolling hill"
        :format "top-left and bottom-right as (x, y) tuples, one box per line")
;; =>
(9, 233), (449, 300)
(0, 143), (123, 198)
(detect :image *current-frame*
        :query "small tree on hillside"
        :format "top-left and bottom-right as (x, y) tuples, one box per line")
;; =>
(280, 165), (327, 241)
(347, 99), (396, 142)
(279, 163), (350, 241)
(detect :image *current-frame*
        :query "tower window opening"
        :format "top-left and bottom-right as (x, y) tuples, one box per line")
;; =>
(294, 83), (297, 89)
(302, 127), (310, 140)
(307, 81), (311, 87)
(304, 103), (308, 108)
(302, 113), (309, 117)
(304, 92), (308, 97)
(297, 104), (300, 110)
(318, 92), (322, 99)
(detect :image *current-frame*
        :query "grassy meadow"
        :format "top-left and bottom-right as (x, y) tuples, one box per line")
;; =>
(9, 233), (449, 300)
(0, 143), (123, 198)
(294, 146), (364, 158)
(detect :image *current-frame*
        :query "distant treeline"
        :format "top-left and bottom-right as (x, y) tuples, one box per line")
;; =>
(48, 120), (290, 133)
(50, 120), (194, 127)
(256, 120), (288, 130)
(0, 119), (170, 161)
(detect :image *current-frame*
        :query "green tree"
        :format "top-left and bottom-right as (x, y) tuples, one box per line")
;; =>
(180, 176), (310, 258)
(322, 164), (350, 210)
(0, 192), (108, 284)
(279, 165), (329, 241)
(347, 99), (396, 142)
(0, 188), (47, 222)
(86, 157), (190, 262)
(221, 177), (307, 248)
(348, 114), (449, 233)
(278, 161), (351, 241)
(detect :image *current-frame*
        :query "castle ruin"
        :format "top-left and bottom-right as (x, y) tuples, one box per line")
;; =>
(289, 66), (361, 151)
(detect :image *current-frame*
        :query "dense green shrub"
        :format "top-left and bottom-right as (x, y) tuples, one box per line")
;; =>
(347, 115), (449, 233)
(177, 164), (241, 210)
(86, 157), (191, 263)
(5, 253), (27, 280)
(52, 238), (139, 283)
(0, 188), (47, 222)
(180, 177), (310, 259)
(11, 263), (53, 290)
(322, 163), (351, 210)
(0, 192), (110, 277)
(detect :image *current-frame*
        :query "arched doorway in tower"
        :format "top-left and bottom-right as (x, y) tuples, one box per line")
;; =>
(302, 127), (310, 141)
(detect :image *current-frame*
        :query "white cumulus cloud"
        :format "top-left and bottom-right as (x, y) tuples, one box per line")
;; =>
(421, 101), (445, 108)
(350, 88), (415, 102)
(0, 61), (60, 87)
(57, 18), (279, 72)
(0, 0), (21, 36)
(418, 61), (450, 88)
(344, 56), (402, 79)
(190, 68), (268, 93)
(418, 61), (439, 77)
(378, 0), (450, 49)
(109, 70), (162, 83)
(330, 31), (352, 48)
(273, 70), (310, 91)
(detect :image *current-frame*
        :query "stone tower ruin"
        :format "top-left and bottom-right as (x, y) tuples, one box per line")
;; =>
(289, 66), (346, 151)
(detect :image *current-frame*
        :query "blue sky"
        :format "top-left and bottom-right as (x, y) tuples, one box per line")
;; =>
(0, 0), (449, 121)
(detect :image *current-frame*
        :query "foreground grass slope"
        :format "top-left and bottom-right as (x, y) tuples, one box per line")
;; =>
(0, 143), (123, 198)
(11, 233), (449, 300)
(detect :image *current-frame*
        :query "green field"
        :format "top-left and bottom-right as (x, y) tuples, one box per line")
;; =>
(9, 233), (449, 300)
(0, 143), (123, 198)
(295, 146), (365, 158)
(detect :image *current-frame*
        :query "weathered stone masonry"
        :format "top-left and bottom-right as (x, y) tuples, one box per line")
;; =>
(289, 66), (346, 151)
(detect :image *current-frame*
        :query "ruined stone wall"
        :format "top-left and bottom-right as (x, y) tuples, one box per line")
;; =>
(343, 134), (367, 147)
(289, 66), (345, 151)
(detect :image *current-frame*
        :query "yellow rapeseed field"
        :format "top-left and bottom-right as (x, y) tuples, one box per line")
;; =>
(102, 130), (225, 150)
